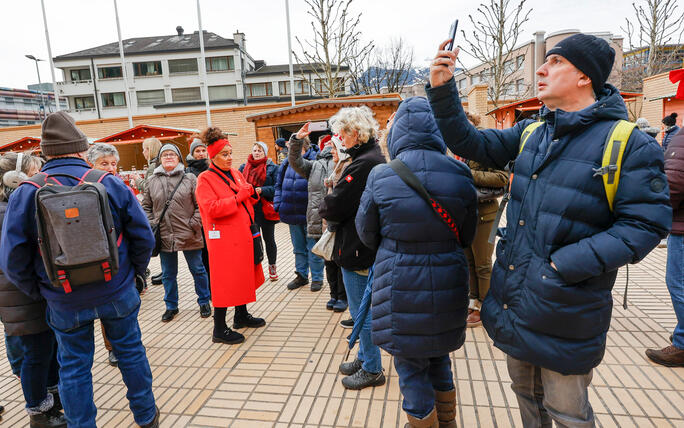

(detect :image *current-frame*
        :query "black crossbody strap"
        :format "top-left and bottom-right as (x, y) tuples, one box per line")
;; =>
(157, 175), (186, 226)
(388, 159), (461, 246)
(209, 168), (255, 224)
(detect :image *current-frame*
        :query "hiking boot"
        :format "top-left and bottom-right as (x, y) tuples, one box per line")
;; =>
(341, 368), (385, 390)
(199, 304), (212, 318)
(108, 351), (118, 367)
(287, 272), (309, 290)
(29, 407), (67, 428)
(269, 264), (278, 281)
(340, 318), (354, 328)
(161, 309), (178, 322)
(233, 313), (266, 329)
(645, 344), (684, 367)
(333, 300), (348, 312)
(140, 406), (160, 428)
(339, 358), (363, 375)
(404, 408), (439, 428)
(434, 389), (457, 428)
(311, 281), (323, 292)
(326, 298), (337, 310)
(151, 273), (162, 285)
(212, 327), (245, 344)
(466, 309), (482, 328)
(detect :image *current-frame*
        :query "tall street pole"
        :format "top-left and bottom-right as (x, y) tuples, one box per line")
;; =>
(113, 0), (134, 128)
(197, 0), (212, 127)
(285, 0), (296, 106)
(40, 0), (61, 111)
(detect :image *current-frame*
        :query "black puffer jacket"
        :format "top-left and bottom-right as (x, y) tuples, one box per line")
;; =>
(0, 201), (49, 336)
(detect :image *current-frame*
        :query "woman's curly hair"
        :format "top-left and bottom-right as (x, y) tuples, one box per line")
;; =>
(201, 127), (227, 146)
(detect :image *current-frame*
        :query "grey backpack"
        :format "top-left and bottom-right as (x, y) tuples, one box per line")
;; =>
(24, 169), (119, 293)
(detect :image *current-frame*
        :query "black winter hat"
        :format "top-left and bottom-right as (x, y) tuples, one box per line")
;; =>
(275, 137), (287, 148)
(40, 111), (89, 156)
(663, 112), (678, 127)
(545, 33), (615, 96)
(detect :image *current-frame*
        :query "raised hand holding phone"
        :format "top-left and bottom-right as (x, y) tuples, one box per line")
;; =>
(430, 20), (460, 89)
(296, 122), (311, 139)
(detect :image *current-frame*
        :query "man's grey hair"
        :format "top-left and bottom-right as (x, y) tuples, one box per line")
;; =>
(329, 105), (379, 145)
(87, 143), (120, 164)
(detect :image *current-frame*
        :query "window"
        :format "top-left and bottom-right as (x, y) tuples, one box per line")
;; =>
(171, 87), (202, 102)
(168, 58), (198, 74)
(504, 59), (515, 74)
(208, 85), (237, 101)
(101, 92), (126, 107)
(247, 83), (272, 97)
(515, 78), (526, 94)
(73, 96), (95, 110)
(136, 89), (165, 106)
(70, 68), (91, 81)
(205, 56), (234, 72)
(133, 61), (162, 77)
(516, 55), (525, 69)
(98, 66), (122, 79)
(471, 74), (480, 85)
(279, 80), (310, 95)
(457, 78), (467, 89)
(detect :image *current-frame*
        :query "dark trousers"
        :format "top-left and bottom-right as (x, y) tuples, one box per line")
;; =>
(465, 218), (495, 303)
(18, 329), (60, 408)
(325, 261), (346, 301)
(255, 208), (278, 265)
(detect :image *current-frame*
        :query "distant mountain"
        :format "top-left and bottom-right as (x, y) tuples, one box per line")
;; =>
(354, 66), (461, 93)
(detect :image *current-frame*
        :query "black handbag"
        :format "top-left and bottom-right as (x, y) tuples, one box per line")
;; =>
(151, 176), (186, 257)
(476, 186), (505, 202)
(209, 169), (264, 265)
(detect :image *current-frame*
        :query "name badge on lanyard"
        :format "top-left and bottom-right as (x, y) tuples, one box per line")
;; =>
(208, 224), (221, 240)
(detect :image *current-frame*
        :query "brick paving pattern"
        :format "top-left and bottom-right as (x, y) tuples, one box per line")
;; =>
(1, 223), (683, 427)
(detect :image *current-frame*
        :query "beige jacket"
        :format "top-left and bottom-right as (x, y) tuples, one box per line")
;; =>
(142, 163), (204, 252)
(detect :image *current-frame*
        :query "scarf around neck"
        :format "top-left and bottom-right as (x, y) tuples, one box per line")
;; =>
(243, 154), (268, 187)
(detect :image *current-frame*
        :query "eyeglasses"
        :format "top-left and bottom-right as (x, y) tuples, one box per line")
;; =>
(161, 153), (178, 159)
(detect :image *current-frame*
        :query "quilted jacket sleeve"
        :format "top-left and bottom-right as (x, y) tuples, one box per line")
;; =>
(273, 162), (286, 212)
(550, 133), (672, 284)
(355, 167), (382, 251)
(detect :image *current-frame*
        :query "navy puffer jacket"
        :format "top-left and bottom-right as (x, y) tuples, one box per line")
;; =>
(274, 146), (318, 225)
(356, 97), (478, 358)
(427, 79), (672, 374)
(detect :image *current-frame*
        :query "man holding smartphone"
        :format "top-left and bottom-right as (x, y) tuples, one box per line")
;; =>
(427, 34), (671, 426)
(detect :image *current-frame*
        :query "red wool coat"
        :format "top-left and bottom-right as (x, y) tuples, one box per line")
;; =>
(196, 166), (265, 307)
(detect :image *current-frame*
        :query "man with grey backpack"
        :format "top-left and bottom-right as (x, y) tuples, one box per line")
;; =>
(0, 111), (159, 428)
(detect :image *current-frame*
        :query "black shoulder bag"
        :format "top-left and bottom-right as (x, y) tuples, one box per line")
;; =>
(151, 175), (185, 257)
(209, 168), (264, 265)
(388, 159), (462, 246)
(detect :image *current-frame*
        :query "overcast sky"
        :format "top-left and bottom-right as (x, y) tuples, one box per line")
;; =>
(3, 0), (635, 90)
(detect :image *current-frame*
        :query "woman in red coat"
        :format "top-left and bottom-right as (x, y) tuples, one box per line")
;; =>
(195, 127), (266, 344)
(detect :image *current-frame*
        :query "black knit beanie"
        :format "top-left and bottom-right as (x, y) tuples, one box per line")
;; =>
(40, 111), (89, 156)
(545, 33), (615, 96)
(663, 113), (678, 127)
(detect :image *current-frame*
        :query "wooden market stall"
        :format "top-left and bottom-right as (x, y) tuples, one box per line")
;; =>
(0, 136), (42, 154)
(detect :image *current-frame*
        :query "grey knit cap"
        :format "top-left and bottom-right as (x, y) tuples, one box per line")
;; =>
(254, 141), (268, 156)
(159, 143), (182, 160)
(189, 138), (206, 157)
(40, 111), (89, 156)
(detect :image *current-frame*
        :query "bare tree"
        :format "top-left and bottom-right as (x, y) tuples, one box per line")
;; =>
(295, 0), (373, 97)
(458, 0), (532, 107)
(378, 38), (415, 94)
(347, 43), (376, 95)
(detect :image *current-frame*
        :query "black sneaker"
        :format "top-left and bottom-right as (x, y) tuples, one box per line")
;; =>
(340, 318), (354, 328)
(151, 273), (162, 285)
(199, 304), (212, 318)
(339, 358), (363, 375)
(287, 272), (309, 290)
(212, 327), (245, 344)
(333, 300), (348, 312)
(341, 368), (385, 390)
(108, 351), (118, 367)
(161, 309), (178, 322)
(326, 298), (337, 310)
(140, 406), (160, 428)
(311, 281), (323, 292)
(29, 407), (67, 428)
(233, 313), (266, 329)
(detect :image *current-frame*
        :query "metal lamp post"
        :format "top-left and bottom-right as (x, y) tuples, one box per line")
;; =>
(25, 55), (46, 121)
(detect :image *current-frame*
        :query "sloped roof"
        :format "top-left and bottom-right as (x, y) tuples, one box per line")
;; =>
(54, 31), (236, 60)
(94, 124), (199, 144)
(245, 95), (401, 122)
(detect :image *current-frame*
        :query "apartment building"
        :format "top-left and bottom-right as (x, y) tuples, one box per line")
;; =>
(453, 29), (624, 102)
(0, 87), (68, 127)
(53, 27), (350, 121)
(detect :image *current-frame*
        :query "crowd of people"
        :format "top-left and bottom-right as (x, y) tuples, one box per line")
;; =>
(0, 32), (681, 428)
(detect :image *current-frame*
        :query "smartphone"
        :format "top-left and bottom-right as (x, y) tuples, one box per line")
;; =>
(446, 19), (459, 51)
(309, 121), (329, 132)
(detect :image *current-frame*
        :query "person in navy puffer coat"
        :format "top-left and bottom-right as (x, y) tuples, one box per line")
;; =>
(427, 33), (671, 427)
(356, 97), (477, 427)
(274, 142), (320, 289)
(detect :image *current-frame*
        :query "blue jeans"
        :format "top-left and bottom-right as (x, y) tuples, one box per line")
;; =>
(667, 234), (684, 349)
(47, 286), (156, 427)
(289, 224), (324, 281)
(18, 329), (60, 409)
(5, 334), (23, 376)
(394, 355), (454, 418)
(160, 249), (211, 310)
(341, 268), (382, 373)
(507, 355), (594, 428)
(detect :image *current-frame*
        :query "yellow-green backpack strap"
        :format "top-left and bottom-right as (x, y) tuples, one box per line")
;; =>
(596, 119), (637, 211)
(519, 121), (544, 154)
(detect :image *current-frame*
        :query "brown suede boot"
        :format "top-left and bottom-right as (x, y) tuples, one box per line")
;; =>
(404, 408), (439, 428)
(645, 344), (684, 367)
(434, 389), (457, 428)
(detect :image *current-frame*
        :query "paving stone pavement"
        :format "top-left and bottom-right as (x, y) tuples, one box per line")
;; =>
(1, 223), (683, 427)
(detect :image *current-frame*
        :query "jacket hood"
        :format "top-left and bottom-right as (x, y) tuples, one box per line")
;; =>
(539, 84), (628, 138)
(154, 162), (185, 176)
(387, 97), (446, 159)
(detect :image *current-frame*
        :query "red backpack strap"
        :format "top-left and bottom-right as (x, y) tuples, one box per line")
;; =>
(22, 172), (49, 189)
(79, 169), (110, 184)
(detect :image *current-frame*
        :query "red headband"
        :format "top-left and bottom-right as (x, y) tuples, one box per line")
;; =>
(208, 138), (231, 159)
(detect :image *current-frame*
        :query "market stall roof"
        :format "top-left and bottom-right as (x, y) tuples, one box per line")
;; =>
(0, 136), (41, 152)
(245, 95), (402, 122)
(95, 124), (200, 145)
(488, 92), (643, 116)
